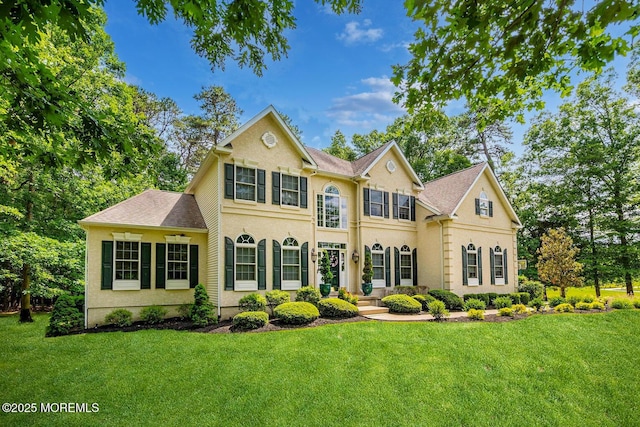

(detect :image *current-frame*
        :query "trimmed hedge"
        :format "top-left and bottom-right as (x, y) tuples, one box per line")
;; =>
(239, 293), (267, 312)
(104, 308), (133, 327)
(274, 302), (319, 325)
(295, 286), (321, 306)
(233, 311), (269, 330)
(318, 298), (359, 319)
(428, 289), (464, 310)
(140, 305), (167, 324)
(382, 294), (422, 314)
(413, 294), (436, 311)
(394, 285), (418, 296)
(463, 293), (491, 307)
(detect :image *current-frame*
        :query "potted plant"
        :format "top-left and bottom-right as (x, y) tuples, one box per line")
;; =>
(361, 251), (373, 296)
(318, 250), (334, 297)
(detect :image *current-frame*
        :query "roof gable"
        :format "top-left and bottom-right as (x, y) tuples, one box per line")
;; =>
(355, 141), (424, 189)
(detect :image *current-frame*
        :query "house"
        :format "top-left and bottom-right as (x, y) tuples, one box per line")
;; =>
(79, 106), (521, 326)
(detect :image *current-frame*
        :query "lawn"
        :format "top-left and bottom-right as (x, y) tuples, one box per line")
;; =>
(546, 285), (640, 299)
(1, 311), (640, 426)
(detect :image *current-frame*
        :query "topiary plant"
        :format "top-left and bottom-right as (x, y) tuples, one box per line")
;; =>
(295, 286), (321, 306)
(265, 290), (290, 316)
(105, 308), (133, 327)
(191, 283), (217, 327)
(233, 311), (269, 330)
(140, 305), (168, 324)
(318, 298), (359, 319)
(382, 294), (422, 314)
(274, 302), (319, 325)
(46, 294), (84, 337)
(238, 292), (267, 312)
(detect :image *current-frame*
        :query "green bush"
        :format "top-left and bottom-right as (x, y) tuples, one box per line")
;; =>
(517, 292), (530, 305)
(634, 300), (640, 309)
(509, 293), (521, 304)
(498, 307), (514, 317)
(567, 295), (581, 306)
(318, 298), (359, 319)
(428, 299), (449, 321)
(295, 286), (321, 306)
(512, 304), (528, 314)
(493, 296), (512, 309)
(549, 296), (566, 308)
(464, 298), (486, 311)
(382, 294), (422, 314)
(274, 302), (319, 325)
(394, 285), (417, 296)
(590, 301), (606, 311)
(428, 289), (464, 310)
(338, 288), (358, 305)
(518, 279), (544, 300)
(529, 297), (545, 312)
(487, 293), (499, 306)
(105, 308), (133, 327)
(575, 301), (592, 311)
(464, 293), (491, 307)
(238, 292), (267, 312)
(191, 283), (217, 327)
(266, 290), (290, 315)
(413, 294), (436, 311)
(46, 294), (84, 336)
(140, 305), (167, 324)
(233, 311), (269, 330)
(177, 303), (193, 320)
(581, 295), (595, 303)
(611, 299), (634, 310)
(467, 309), (484, 321)
(554, 303), (574, 313)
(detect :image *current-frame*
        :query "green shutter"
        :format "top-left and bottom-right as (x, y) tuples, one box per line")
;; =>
(490, 247), (495, 285)
(489, 201), (494, 217)
(272, 171), (280, 205)
(141, 243), (151, 289)
(257, 239), (266, 290)
(257, 169), (266, 203)
(412, 248), (418, 286)
(383, 192), (389, 218)
(392, 193), (399, 219)
(272, 240), (281, 290)
(300, 177), (308, 209)
(504, 249), (508, 284)
(478, 247), (483, 285)
(224, 163), (234, 199)
(101, 241), (113, 290)
(224, 237), (234, 290)
(475, 198), (480, 215)
(363, 188), (370, 216)
(394, 247), (400, 286)
(301, 242), (309, 286)
(385, 247), (391, 287)
(462, 246), (468, 286)
(410, 196), (416, 222)
(156, 243), (166, 289)
(189, 245), (199, 288)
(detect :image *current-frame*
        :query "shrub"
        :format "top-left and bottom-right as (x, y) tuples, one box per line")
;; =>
(178, 303), (193, 320)
(338, 288), (358, 305)
(498, 307), (514, 317)
(140, 305), (167, 324)
(517, 292), (530, 305)
(464, 293), (491, 307)
(394, 285), (417, 296)
(413, 294), (436, 311)
(238, 293), (267, 312)
(518, 279), (544, 300)
(46, 294), (84, 336)
(634, 300), (640, 309)
(509, 293), (521, 304)
(529, 297), (545, 312)
(575, 301), (592, 311)
(463, 298), (486, 311)
(428, 300), (449, 321)
(191, 283), (217, 327)
(382, 294), (422, 314)
(295, 286), (321, 306)
(590, 301), (606, 311)
(467, 309), (484, 321)
(274, 302), (319, 325)
(318, 298), (359, 318)
(487, 293), (499, 306)
(567, 295), (581, 306)
(493, 296), (512, 309)
(266, 290), (290, 315)
(581, 295), (595, 303)
(554, 303), (574, 313)
(104, 308), (133, 328)
(611, 299), (634, 310)
(233, 311), (269, 330)
(512, 304), (528, 315)
(428, 289), (464, 310)
(548, 296), (566, 308)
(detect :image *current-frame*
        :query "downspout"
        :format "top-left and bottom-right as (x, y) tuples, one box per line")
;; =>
(311, 171), (317, 288)
(437, 220), (444, 290)
(214, 152), (222, 319)
(355, 179), (362, 294)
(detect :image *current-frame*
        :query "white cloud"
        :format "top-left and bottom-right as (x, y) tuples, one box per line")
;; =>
(336, 19), (383, 45)
(380, 41), (411, 53)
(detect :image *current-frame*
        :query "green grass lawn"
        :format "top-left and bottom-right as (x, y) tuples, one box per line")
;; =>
(1, 312), (640, 426)
(546, 285), (640, 300)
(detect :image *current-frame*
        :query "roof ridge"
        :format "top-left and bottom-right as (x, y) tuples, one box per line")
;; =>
(423, 162), (486, 186)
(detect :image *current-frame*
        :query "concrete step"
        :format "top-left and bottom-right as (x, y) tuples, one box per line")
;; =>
(357, 300), (371, 307)
(358, 305), (389, 315)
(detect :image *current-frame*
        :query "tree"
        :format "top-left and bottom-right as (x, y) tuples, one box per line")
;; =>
(194, 85), (243, 144)
(278, 110), (303, 142)
(324, 130), (356, 161)
(537, 228), (584, 298)
(392, 1), (639, 125)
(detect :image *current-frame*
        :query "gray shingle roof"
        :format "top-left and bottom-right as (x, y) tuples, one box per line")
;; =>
(419, 163), (487, 215)
(80, 189), (207, 230)
(305, 140), (395, 177)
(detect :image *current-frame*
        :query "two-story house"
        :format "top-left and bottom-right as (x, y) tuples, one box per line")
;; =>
(79, 106), (521, 326)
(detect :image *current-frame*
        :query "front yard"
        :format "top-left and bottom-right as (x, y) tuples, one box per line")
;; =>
(1, 311), (639, 426)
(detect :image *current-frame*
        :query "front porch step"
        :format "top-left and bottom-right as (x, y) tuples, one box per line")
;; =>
(358, 305), (389, 315)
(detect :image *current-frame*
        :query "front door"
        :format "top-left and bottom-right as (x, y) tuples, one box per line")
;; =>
(327, 249), (341, 290)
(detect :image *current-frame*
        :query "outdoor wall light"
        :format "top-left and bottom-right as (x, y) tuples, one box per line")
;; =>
(311, 248), (317, 263)
(351, 250), (360, 263)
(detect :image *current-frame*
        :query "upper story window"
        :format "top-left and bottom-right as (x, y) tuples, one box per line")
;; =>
(236, 234), (257, 285)
(281, 175), (299, 206)
(317, 185), (347, 229)
(224, 163), (266, 203)
(475, 191), (493, 217)
(364, 188), (389, 218)
(398, 195), (411, 220)
(236, 166), (256, 201)
(272, 172), (308, 208)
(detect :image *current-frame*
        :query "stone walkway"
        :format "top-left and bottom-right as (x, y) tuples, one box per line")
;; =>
(363, 309), (499, 321)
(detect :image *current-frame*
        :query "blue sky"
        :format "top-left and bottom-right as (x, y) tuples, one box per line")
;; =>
(103, 2), (633, 155)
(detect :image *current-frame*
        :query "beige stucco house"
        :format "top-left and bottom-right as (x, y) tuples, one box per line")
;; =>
(79, 106), (521, 326)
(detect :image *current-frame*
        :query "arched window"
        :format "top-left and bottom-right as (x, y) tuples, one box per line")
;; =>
(491, 245), (507, 285)
(371, 243), (385, 286)
(400, 245), (412, 285)
(466, 243), (479, 285)
(236, 234), (256, 284)
(317, 184), (347, 229)
(282, 237), (301, 286)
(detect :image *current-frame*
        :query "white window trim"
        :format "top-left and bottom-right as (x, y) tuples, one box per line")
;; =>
(400, 246), (412, 286)
(467, 244), (479, 286)
(112, 233), (143, 291)
(370, 189), (385, 218)
(281, 174), (300, 208)
(235, 235), (258, 291)
(479, 191), (490, 217)
(398, 194), (411, 221)
(282, 238), (301, 290)
(494, 247), (505, 285)
(318, 186), (347, 230)
(165, 235), (191, 290)
(234, 165), (257, 202)
(371, 244), (385, 288)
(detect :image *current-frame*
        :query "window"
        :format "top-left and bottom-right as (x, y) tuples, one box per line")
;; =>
(398, 195), (411, 220)
(491, 246), (507, 285)
(282, 237), (301, 289)
(475, 191), (493, 217)
(236, 234), (257, 289)
(372, 243), (385, 287)
(466, 244), (479, 286)
(236, 166), (256, 201)
(167, 244), (188, 281)
(400, 245), (412, 285)
(317, 185), (347, 229)
(115, 241), (139, 281)
(370, 190), (384, 217)
(281, 175), (299, 206)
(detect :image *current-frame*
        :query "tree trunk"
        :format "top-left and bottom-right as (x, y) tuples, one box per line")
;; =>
(560, 286), (566, 298)
(19, 173), (34, 323)
(588, 206), (601, 298)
